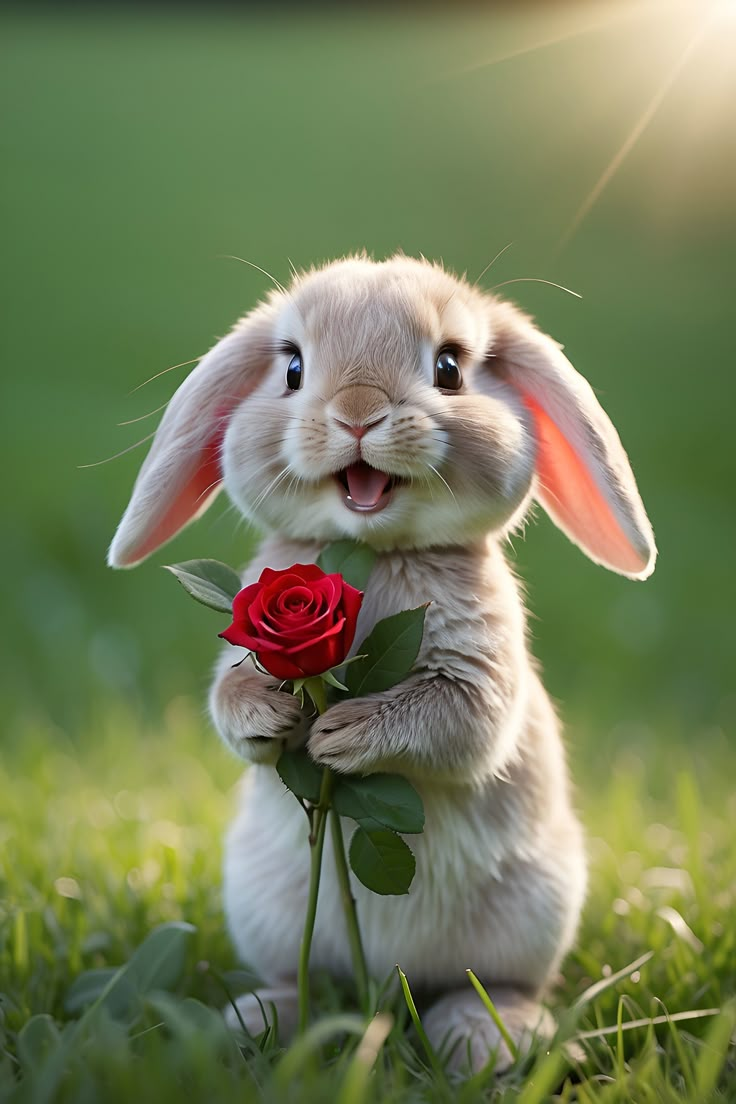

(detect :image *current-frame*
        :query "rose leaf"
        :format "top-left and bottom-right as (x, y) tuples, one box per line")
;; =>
(276, 748), (323, 805)
(348, 827), (416, 895)
(164, 560), (242, 613)
(332, 773), (425, 834)
(321, 669), (349, 693)
(345, 605), (428, 697)
(316, 541), (376, 592)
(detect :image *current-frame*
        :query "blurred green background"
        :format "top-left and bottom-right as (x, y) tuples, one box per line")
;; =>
(2, 1), (734, 761)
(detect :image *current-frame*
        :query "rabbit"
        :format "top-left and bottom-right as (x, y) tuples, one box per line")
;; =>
(108, 254), (656, 1073)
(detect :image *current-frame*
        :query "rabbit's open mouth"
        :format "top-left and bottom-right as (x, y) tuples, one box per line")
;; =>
(334, 461), (401, 514)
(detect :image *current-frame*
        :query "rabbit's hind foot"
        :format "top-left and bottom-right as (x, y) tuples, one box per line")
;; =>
(423, 985), (554, 1075)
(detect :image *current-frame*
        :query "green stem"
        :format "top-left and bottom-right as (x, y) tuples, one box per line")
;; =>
(330, 808), (371, 1016)
(296, 674), (371, 1034)
(297, 766), (333, 1035)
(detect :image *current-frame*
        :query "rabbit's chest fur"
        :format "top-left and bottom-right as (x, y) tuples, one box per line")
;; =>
(223, 536), (585, 987)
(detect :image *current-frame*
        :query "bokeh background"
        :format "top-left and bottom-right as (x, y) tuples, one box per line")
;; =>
(2, 2), (734, 824)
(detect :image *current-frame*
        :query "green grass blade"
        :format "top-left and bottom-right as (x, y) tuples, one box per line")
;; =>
(335, 1013), (393, 1104)
(396, 966), (449, 1092)
(694, 1002), (736, 1102)
(465, 969), (519, 1063)
(271, 1014), (366, 1089)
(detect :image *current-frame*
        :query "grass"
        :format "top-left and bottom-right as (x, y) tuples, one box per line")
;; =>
(1, 698), (734, 1102)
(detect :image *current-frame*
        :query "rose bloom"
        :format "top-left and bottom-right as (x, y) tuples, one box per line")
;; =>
(219, 563), (363, 680)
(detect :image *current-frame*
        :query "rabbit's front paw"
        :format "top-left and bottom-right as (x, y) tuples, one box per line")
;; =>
(308, 696), (386, 774)
(210, 669), (308, 764)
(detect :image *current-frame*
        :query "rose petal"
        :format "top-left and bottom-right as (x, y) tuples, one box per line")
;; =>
(339, 581), (364, 652)
(255, 651), (306, 680)
(258, 563), (328, 587)
(261, 578), (327, 622)
(231, 581), (265, 622)
(255, 616), (334, 643)
(275, 585), (316, 614)
(288, 634), (344, 676)
(221, 564), (363, 680)
(218, 623), (283, 651)
(281, 616), (349, 676)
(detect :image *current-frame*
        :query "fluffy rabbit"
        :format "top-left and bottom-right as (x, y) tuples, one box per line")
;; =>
(109, 255), (655, 1072)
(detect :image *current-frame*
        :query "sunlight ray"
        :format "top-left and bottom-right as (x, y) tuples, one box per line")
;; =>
(452, 2), (667, 78)
(558, 19), (712, 250)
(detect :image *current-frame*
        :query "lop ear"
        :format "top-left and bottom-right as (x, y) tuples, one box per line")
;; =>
(108, 308), (275, 568)
(488, 301), (656, 579)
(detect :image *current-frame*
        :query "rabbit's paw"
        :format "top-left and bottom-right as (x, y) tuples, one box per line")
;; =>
(308, 696), (387, 773)
(210, 670), (308, 764)
(423, 987), (554, 1075)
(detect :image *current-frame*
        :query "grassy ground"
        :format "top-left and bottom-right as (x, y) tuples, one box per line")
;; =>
(1, 698), (734, 1102)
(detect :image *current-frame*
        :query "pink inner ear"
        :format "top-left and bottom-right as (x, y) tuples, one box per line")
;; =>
(124, 436), (223, 564)
(115, 404), (234, 568)
(524, 396), (646, 575)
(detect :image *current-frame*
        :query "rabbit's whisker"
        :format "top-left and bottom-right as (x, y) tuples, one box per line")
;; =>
(282, 472), (304, 504)
(195, 476), (224, 506)
(79, 432), (156, 469)
(426, 464), (460, 510)
(219, 255), (289, 297)
(130, 356), (204, 394)
(220, 254), (306, 326)
(251, 466), (293, 511)
(118, 400), (170, 427)
(474, 241), (514, 287)
(490, 277), (582, 300)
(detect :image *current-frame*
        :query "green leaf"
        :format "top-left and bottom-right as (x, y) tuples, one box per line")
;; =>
(345, 605), (428, 697)
(333, 773), (425, 834)
(67, 923), (196, 1026)
(348, 827), (416, 895)
(16, 1014), (62, 1072)
(164, 559), (242, 613)
(277, 748), (323, 804)
(124, 921), (196, 995)
(144, 993), (235, 1051)
(317, 541), (376, 592)
(64, 967), (134, 1017)
(321, 669), (349, 693)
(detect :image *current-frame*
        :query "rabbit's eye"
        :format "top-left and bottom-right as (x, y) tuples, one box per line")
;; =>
(435, 350), (462, 391)
(286, 352), (303, 391)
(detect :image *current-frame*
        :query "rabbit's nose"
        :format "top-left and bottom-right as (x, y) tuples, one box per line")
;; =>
(333, 413), (388, 439)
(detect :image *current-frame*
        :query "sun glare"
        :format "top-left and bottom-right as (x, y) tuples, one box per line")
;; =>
(453, 1), (735, 249)
(549, 2), (736, 247)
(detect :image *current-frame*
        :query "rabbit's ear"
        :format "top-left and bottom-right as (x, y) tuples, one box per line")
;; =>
(108, 310), (274, 568)
(488, 302), (656, 579)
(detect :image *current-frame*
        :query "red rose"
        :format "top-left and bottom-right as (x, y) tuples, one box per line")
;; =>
(218, 563), (363, 680)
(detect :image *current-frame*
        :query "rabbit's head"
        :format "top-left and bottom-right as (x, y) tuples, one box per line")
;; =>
(109, 255), (655, 578)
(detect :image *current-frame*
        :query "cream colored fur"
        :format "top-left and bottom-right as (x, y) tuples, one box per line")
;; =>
(109, 255), (656, 1074)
